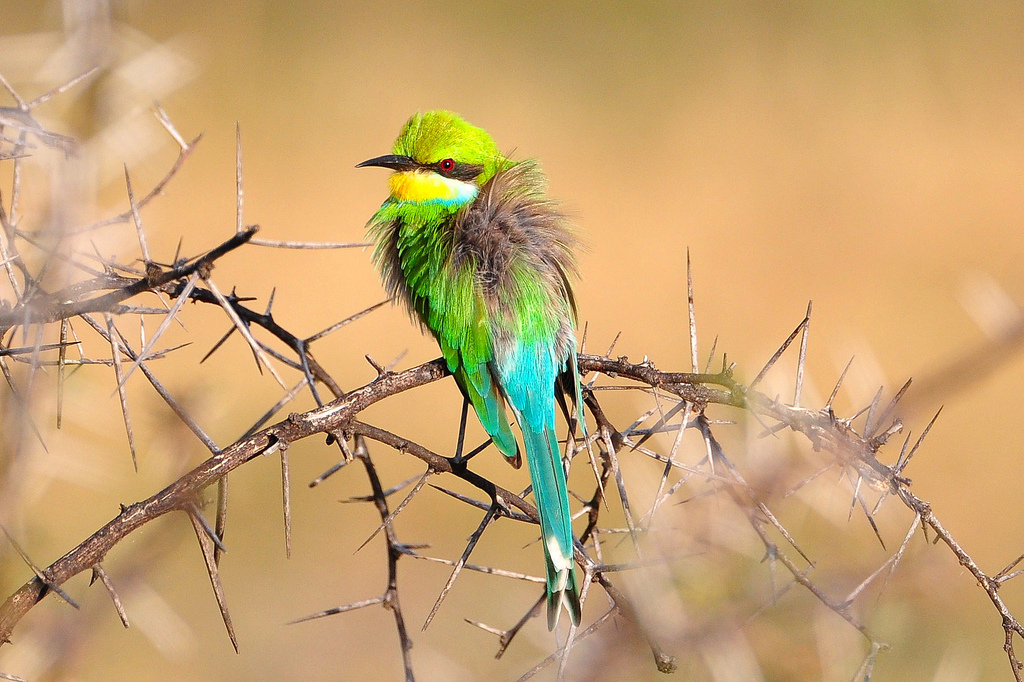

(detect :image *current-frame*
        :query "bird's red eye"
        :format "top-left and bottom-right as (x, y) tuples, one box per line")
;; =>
(439, 158), (455, 172)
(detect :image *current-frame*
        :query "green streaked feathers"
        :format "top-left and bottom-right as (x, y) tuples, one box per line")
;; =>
(393, 110), (502, 184)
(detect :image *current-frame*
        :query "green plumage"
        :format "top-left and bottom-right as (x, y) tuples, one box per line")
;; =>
(362, 110), (583, 629)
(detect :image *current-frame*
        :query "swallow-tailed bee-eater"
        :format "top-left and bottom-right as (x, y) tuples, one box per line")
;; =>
(359, 110), (584, 628)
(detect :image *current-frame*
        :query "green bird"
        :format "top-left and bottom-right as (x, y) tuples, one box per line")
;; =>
(359, 110), (583, 628)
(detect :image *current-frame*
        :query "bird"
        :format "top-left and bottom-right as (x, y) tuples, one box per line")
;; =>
(359, 110), (584, 629)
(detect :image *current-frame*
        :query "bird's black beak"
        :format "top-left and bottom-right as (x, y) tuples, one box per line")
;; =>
(356, 154), (418, 171)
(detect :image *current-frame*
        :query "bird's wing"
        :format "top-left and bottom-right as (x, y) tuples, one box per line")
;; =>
(437, 289), (520, 464)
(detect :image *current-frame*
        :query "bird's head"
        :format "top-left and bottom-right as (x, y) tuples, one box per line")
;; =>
(358, 110), (502, 206)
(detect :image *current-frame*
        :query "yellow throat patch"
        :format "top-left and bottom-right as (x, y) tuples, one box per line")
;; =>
(389, 170), (476, 204)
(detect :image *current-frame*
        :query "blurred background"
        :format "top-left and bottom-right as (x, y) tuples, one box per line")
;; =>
(0, 1), (1022, 680)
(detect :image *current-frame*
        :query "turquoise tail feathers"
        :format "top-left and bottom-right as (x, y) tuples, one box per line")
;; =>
(522, 423), (582, 629)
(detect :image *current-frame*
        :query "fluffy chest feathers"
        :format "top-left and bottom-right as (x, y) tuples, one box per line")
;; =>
(368, 162), (579, 360)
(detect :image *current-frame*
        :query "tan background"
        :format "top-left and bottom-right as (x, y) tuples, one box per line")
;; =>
(1, 1), (1023, 680)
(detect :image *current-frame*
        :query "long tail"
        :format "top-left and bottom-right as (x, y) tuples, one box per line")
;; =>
(522, 424), (582, 629)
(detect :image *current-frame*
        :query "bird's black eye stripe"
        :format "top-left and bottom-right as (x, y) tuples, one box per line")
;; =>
(428, 159), (485, 181)
(452, 163), (484, 180)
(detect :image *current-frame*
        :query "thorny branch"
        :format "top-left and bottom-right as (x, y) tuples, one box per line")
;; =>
(2, 338), (1022, 677)
(2, 70), (1024, 682)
